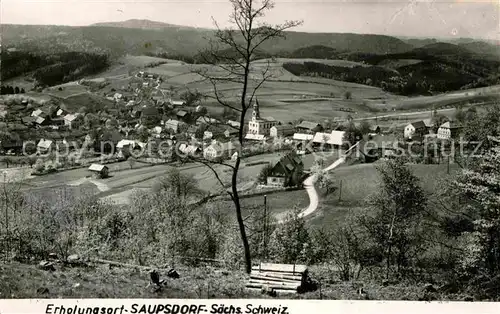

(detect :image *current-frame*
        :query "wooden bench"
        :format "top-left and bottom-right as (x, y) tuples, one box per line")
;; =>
(246, 263), (310, 295)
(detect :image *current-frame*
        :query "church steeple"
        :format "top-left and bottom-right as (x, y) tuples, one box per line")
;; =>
(251, 98), (261, 121)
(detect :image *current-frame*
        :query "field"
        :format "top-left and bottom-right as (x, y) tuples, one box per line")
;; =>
(44, 82), (89, 98)
(89, 55), (176, 78)
(259, 58), (369, 68)
(306, 162), (462, 229)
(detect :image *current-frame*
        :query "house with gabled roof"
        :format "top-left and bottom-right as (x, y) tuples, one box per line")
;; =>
(357, 134), (399, 162)
(37, 139), (54, 153)
(170, 99), (186, 107)
(267, 151), (304, 187)
(270, 125), (295, 138)
(312, 131), (345, 148)
(296, 121), (323, 133)
(203, 141), (236, 160)
(63, 113), (81, 130)
(165, 119), (186, 134)
(404, 120), (429, 139)
(196, 116), (219, 125)
(437, 121), (463, 140)
(293, 133), (314, 141)
(88, 164), (109, 179)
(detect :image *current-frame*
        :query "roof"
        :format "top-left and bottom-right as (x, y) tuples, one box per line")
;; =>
(64, 114), (79, 122)
(31, 109), (43, 117)
(409, 121), (427, 130)
(171, 100), (186, 106)
(34, 116), (46, 125)
(227, 120), (241, 128)
(273, 124), (295, 131)
(165, 119), (184, 132)
(22, 116), (36, 124)
(197, 116), (218, 124)
(297, 121), (321, 130)
(245, 133), (266, 141)
(116, 139), (136, 149)
(439, 121), (463, 129)
(358, 134), (399, 154)
(293, 133), (314, 141)
(176, 110), (188, 117)
(270, 152), (303, 177)
(37, 139), (53, 149)
(312, 131), (345, 146)
(88, 164), (108, 172)
(422, 119), (433, 128)
(207, 141), (235, 154)
(263, 116), (276, 122)
(178, 143), (200, 155)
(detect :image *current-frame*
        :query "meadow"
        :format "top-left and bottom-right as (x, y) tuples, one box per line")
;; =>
(307, 162), (462, 229)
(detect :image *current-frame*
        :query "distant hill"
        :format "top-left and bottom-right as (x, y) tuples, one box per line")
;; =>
(401, 38), (438, 48)
(91, 19), (205, 31)
(2, 22), (413, 57)
(284, 45), (340, 59)
(284, 40), (500, 96)
(412, 42), (473, 57)
(458, 41), (500, 58)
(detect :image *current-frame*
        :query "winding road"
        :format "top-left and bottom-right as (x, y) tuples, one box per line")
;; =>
(276, 142), (360, 223)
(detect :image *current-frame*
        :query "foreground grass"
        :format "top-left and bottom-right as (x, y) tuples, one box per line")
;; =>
(0, 262), (473, 300)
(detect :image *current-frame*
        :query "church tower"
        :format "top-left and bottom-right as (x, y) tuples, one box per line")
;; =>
(251, 98), (261, 122)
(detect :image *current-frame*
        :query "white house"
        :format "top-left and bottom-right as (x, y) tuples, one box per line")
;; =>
(37, 139), (54, 153)
(170, 99), (186, 107)
(437, 121), (463, 140)
(245, 133), (266, 141)
(63, 113), (80, 130)
(196, 116), (218, 125)
(312, 131), (345, 147)
(227, 120), (241, 128)
(164, 119), (185, 133)
(178, 143), (200, 156)
(247, 99), (278, 136)
(293, 133), (314, 141)
(404, 121), (429, 139)
(116, 139), (137, 150)
(203, 141), (235, 160)
(270, 125), (295, 138)
(31, 109), (44, 117)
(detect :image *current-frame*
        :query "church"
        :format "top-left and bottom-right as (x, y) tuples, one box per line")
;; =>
(247, 98), (278, 136)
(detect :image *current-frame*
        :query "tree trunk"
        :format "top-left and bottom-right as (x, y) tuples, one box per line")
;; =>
(232, 157), (252, 273)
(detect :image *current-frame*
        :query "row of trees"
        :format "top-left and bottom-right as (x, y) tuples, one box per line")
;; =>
(282, 60), (483, 96)
(0, 85), (26, 95)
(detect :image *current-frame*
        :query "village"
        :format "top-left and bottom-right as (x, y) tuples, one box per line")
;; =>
(0, 65), (467, 187)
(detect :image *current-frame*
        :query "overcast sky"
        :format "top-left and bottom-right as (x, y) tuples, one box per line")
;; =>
(1, 0), (499, 40)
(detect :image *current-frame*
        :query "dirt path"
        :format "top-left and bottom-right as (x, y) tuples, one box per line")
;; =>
(275, 142), (359, 223)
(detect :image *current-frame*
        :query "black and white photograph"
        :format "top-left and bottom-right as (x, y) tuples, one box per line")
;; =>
(0, 0), (499, 306)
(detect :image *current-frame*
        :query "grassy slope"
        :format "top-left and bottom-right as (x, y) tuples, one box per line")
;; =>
(307, 162), (461, 229)
(0, 261), (471, 300)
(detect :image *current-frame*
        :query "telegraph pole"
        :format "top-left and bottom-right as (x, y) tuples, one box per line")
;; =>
(263, 195), (268, 260)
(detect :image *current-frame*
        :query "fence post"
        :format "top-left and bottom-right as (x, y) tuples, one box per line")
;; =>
(338, 180), (343, 202)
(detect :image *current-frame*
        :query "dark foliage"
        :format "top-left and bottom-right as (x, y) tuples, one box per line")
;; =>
(2, 50), (110, 87)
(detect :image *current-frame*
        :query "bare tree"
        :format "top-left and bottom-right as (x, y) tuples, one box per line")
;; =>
(191, 0), (302, 273)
